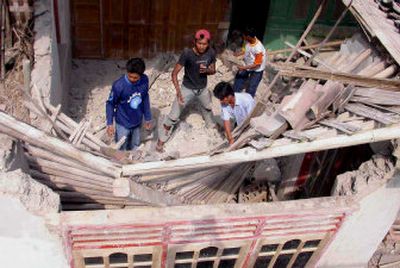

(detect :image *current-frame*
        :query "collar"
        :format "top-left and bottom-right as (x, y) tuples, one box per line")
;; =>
(234, 93), (240, 106)
(124, 74), (141, 85)
(124, 75), (133, 85)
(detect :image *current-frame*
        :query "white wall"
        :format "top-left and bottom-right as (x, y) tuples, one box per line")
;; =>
(31, 0), (71, 118)
(0, 197), (68, 268)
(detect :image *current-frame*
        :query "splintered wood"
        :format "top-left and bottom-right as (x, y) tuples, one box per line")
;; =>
(2, 0), (400, 211)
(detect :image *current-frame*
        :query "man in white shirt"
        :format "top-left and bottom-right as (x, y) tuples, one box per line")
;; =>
(213, 82), (255, 145)
(234, 27), (267, 97)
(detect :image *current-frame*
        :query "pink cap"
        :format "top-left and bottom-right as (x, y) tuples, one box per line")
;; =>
(195, 29), (211, 40)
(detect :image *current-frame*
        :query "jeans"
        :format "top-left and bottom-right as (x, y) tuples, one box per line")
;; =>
(115, 123), (141, 150)
(233, 70), (264, 97)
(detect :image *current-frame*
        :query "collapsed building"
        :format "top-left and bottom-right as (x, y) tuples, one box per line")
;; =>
(1, 0), (400, 267)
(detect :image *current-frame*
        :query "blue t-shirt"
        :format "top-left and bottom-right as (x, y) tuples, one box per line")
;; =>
(106, 74), (152, 129)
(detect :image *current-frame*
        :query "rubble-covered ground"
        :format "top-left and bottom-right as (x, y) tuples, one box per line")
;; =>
(67, 54), (269, 157)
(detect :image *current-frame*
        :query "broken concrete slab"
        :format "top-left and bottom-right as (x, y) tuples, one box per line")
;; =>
(254, 159), (281, 182)
(250, 111), (287, 137)
(0, 169), (60, 214)
(332, 155), (395, 196)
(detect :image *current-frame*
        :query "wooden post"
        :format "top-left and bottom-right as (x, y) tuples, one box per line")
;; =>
(0, 111), (120, 177)
(306, 0), (354, 65)
(122, 124), (400, 176)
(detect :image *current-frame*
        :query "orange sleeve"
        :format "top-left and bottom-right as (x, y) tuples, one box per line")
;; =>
(254, 53), (263, 65)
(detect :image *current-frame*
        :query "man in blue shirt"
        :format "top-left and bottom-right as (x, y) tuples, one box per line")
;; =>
(106, 58), (152, 150)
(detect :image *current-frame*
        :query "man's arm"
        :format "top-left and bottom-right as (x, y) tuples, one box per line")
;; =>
(234, 49), (245, 57)
(171, 63), (184, 105)
(142, 78), (152, 130)
(105, 85), (119, 137)
(239, 52), (263, 71)
(223, 120), (234, 145)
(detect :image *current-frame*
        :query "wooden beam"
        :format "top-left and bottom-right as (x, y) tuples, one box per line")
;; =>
(113, 177), (184, 207)
(122, 124), (400, 176)
(0, 111), (120, 177)
(273, 64), (400, 90)
(305, 0), (353, 65)
(268, 40), (343, 56)
(284, 41), (336, 71)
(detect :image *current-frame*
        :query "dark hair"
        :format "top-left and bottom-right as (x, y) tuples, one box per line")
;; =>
(126, 58), (145, 75)
(194, 34), (210, 44)
(213, 82), (234, 100)
(243, 27), (257, 38)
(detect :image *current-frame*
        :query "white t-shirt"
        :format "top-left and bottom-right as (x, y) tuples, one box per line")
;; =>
(243, 38), (267, 72)
(221, 93), (255, 126)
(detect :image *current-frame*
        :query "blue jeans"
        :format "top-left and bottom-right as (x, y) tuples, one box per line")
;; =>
(233, 70), (263, 97)
(115, 123), (141, 150)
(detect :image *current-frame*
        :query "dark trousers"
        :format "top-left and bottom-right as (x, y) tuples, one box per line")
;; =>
(233, 70), (263, 97)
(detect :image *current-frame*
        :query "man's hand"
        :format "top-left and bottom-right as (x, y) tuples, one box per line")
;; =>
(223, 120), (234, 146)
(144, 121), (152, 131)
(199, 63), (207, 74)
(106, 125), (114, 137)
(177, 92), (184, 105)
(238, 65), (247, 71)
(234, 50), (244, 57)
(228, 137), (234, 145)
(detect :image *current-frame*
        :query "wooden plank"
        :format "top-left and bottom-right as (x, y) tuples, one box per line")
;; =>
(45, 102), (107, 147)
(25, 144), (108, 176)
(345, 103), (400, 125)
(122, 124), (400, 176)
(284, 41), (336, 71)
(343, 0), (400, 66)
(352, 87), (400, 106)
(69, 120), (86, 143)
(268, 40), (343, 56)
(319, 120), (360, 134)
(26, 157), (114, 184)
(75, 120), (91, 145)
(0, 111), (120, 177)
(274, 63), (400, 90)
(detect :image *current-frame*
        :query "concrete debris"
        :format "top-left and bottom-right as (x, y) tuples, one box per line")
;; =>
(253, 159), (281, 182)
(332, 155), (395, 196)
(238, 181), (268, 203)
(250, 111), (287, 137)
(0, 169), (60, 215)
(0, 133), (14, 171)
